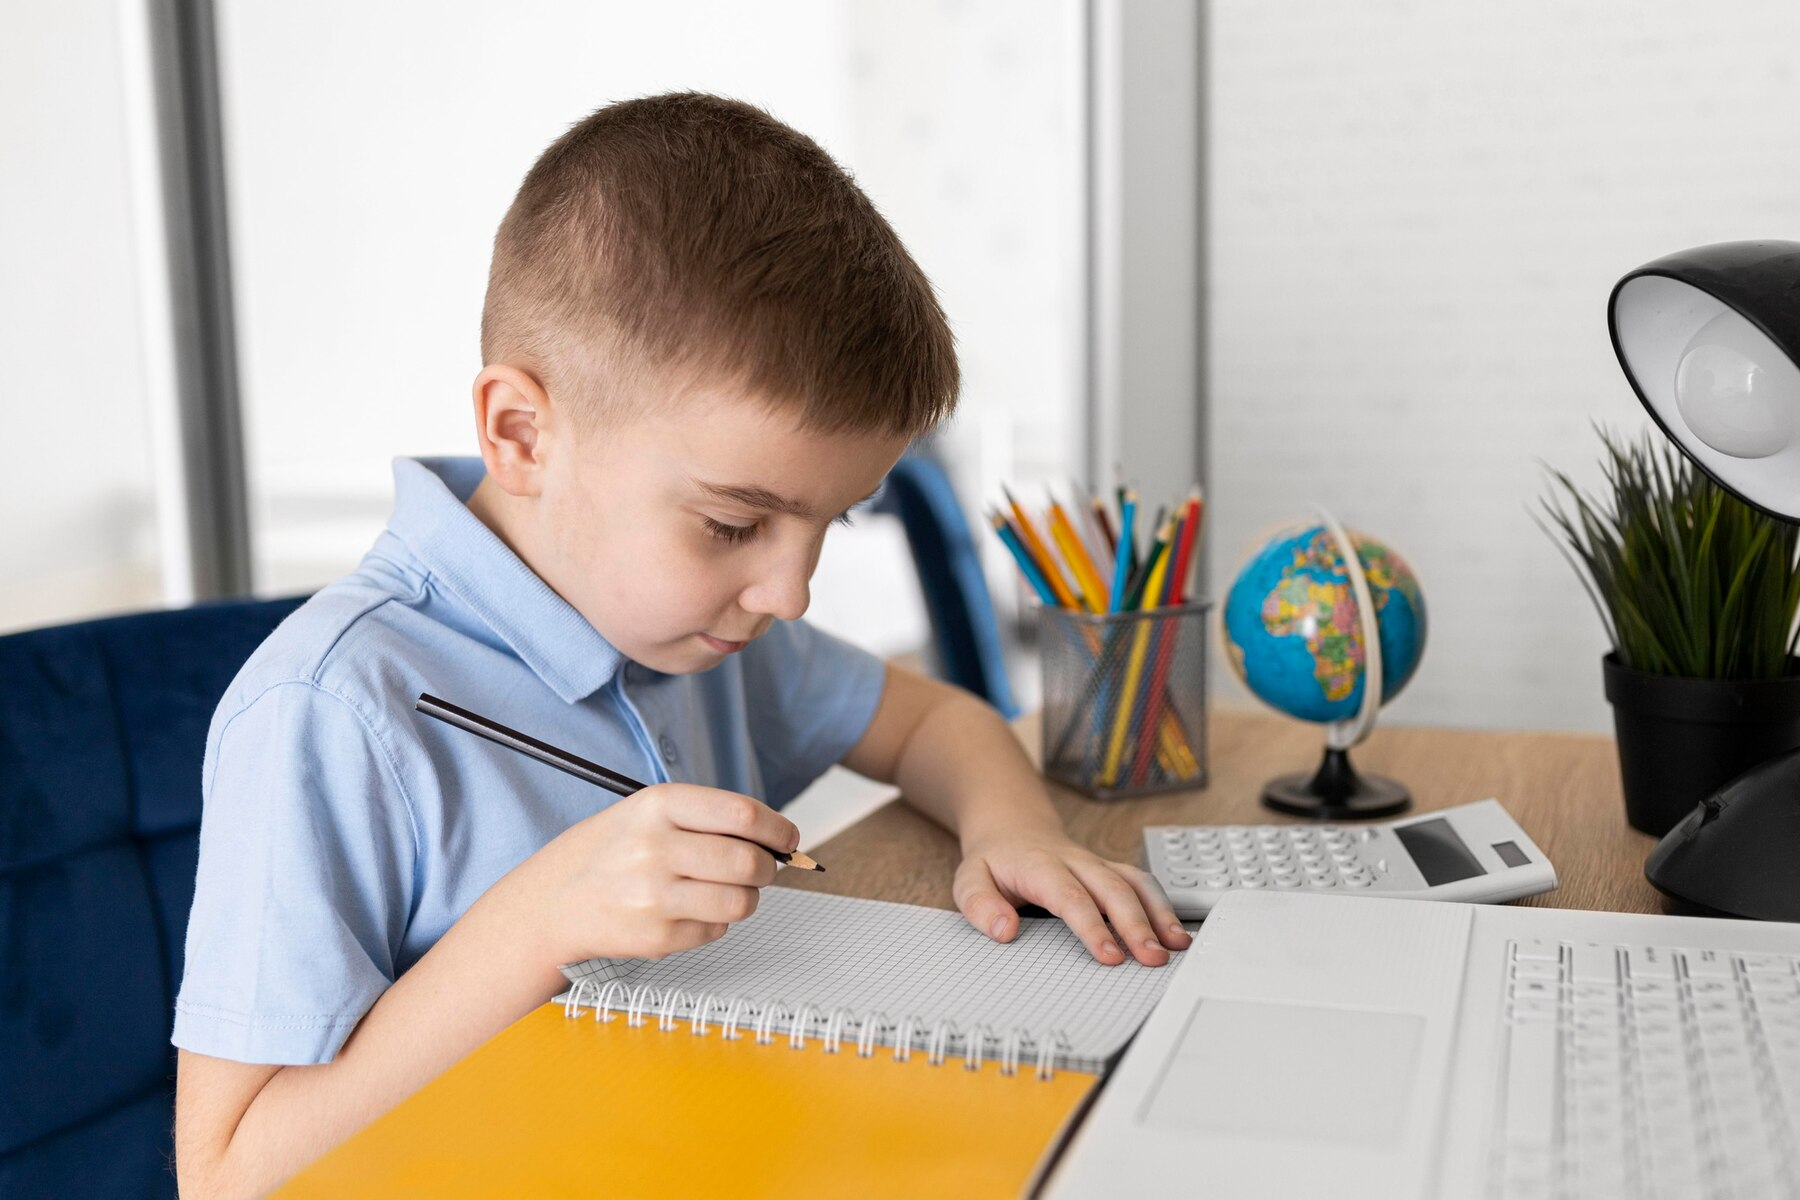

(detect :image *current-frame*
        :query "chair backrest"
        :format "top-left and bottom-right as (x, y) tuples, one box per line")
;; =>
(873, 453), (1018, 718)
(0, 596), (306, 1199)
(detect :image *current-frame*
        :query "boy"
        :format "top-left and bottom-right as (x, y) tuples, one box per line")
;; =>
(173, 93), (1189, 1198)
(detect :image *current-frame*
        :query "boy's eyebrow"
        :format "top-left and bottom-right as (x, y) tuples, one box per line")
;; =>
(693, 480), (881, 520)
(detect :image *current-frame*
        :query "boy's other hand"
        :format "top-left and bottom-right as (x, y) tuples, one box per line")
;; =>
(953, 829), (1192, 967)
(525, 783), (799, 964)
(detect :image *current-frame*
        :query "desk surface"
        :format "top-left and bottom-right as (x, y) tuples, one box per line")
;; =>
(778, 708), (1662, 916)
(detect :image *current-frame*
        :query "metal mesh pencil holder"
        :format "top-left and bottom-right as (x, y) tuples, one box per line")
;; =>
(1039, 600), (1210, 800)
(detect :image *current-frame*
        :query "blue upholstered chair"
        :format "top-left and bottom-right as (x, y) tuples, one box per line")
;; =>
(871, 453), (1018, 718)
(0, 596), (306, 1198)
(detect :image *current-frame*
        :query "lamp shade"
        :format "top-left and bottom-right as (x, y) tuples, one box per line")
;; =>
(1608, 240), (1800, 520)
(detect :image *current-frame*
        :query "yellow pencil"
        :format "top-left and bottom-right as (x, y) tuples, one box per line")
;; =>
(1048, 498), (1108, 614)
(1101, 520), (1175, 786)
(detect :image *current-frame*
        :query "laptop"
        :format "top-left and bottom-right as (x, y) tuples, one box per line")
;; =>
(1046, 891), (1800, 1199)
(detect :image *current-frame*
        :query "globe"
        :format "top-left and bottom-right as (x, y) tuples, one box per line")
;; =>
(1223, 523), (1427, 727)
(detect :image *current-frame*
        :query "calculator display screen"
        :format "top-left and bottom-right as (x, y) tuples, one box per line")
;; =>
(1393, 818), (1486, 885)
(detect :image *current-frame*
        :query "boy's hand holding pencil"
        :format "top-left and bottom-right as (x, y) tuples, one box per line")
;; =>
(519, 781), (802, 963)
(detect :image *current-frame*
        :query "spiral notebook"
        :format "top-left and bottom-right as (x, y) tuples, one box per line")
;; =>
(277, 888), (1180, 1199)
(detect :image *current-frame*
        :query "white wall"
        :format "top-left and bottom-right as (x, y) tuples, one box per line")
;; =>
(1207, 0), (1800, 733)
(0, 1), (161, 632)
(214, 0), (1085, 664)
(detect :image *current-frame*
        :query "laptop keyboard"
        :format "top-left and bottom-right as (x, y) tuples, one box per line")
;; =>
(1491, 938), (1800, 1199)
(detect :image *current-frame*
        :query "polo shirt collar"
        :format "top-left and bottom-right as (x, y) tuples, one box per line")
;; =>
(385, 456), (623, 703)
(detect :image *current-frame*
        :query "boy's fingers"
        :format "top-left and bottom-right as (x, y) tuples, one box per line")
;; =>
(1113, 863), (1193, 950)
(663, 920), (730, 955)
(1069, 861), (1168, 966)
(667, 879), (762, 925)
(1024, 867), (1125, 965)
(953, 859), (1020, 942)
(663, 785), (800, 855)
(667, 830), (779, 888)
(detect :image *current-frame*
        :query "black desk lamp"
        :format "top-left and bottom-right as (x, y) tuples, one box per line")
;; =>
(1608, 239), (1800, 921)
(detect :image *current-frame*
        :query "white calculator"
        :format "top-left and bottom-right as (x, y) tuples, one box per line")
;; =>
(1143, 798), (1557, 918)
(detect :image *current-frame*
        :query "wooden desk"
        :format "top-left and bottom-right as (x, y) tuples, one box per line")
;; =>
(779, 708), (1663, 915)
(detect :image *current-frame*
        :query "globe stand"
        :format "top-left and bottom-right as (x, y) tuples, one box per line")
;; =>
(1261, 745), (1412, 821)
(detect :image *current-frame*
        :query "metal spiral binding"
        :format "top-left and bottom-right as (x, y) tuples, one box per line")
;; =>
(561, 987), (1073, 1080)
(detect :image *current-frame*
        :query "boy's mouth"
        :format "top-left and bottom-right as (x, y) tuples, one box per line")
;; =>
(699, 633), (751, 654)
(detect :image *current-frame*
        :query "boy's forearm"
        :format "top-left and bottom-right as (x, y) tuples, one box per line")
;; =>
(892, 691), (1064, 848)
(178, 863), (566, 1200)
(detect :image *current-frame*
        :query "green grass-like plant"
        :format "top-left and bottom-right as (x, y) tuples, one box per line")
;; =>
(1538, 425), (1800, 680)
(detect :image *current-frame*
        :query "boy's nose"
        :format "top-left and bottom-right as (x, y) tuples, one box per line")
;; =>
(740, 565), (810, 623)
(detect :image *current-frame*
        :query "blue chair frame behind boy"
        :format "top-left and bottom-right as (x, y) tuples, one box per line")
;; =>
(0, 596), (305, 1199)
(871, 452), (1018, 719)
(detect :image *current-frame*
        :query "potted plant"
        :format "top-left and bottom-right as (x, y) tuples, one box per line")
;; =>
(1540, 426), (1800, 835)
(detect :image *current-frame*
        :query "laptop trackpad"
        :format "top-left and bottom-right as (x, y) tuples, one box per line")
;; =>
(1138, 999), (1425, 1147)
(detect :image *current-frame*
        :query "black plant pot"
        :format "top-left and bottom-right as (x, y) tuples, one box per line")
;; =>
(1603, 653), (1800, 836)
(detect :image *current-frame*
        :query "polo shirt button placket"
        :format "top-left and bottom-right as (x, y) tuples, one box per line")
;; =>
(658, 734), (680, 768)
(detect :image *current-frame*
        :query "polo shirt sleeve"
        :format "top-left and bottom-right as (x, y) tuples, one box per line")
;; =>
(738, 619), (887, 808)
(172, 681), (419, 1065)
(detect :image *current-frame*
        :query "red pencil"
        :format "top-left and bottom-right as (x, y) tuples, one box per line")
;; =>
(1130, 490), (1203, 786)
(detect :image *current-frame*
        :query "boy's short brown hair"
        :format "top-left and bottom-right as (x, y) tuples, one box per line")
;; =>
(481, 92), (958, 438)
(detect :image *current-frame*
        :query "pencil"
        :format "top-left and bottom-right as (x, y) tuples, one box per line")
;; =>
(1001, 484), (1078, 610)
(1101, 520), (1175, 785)
(1129, 490), (1203, 786)
(989, 511), (1059, 606)
(1087, 490), (1118, 555)
(1048, 491), (1108, 613)
(1109, 488), (1137, 612)
(413, 693), (823, 871)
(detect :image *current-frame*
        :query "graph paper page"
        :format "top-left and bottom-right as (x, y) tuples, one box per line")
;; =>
(560, 888), (1180, 1072)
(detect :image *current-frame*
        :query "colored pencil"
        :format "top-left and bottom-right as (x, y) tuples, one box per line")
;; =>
(989, 511), (1059, 606)
(1101, 521), (1175, 785)
(413, 694), (823, 871)
(1002, 484), (1078, 610)
(1091, 498), (1118, 555)
(1109, 488), (1137, 612)
(1129, 492), (1203, 786)
(1048, 492), (1108, 614)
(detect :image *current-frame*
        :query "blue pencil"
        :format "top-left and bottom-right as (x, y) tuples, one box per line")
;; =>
(1109, 489), (1137, 613)
(988, 511), (1060, 606)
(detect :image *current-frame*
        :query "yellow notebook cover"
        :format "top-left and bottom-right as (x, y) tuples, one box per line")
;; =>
(276, 890), (1177, 1198)
(277, 1001), (1097, 1199)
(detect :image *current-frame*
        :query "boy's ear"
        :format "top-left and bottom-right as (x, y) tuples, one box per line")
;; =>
(471, 364), (554, 495)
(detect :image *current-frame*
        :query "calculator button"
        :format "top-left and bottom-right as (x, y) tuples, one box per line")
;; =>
(1170, 872), (1200, 888)
(1345, 876), (1373, 888)
(1271, 863), (1298, 878)
(1241, 878), (1268, 889)
(1308, 876), (1337, 888)
(1332, 851), (1359, 865)
(1318, 825), (1341, 836)
(1276, 875), (1303, 888)
(1206, 876), (1234, 889)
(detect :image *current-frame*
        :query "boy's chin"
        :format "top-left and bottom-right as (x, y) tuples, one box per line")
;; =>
(629, 636), (733, 675)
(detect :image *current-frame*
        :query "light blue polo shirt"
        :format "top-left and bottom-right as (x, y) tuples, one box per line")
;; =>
(172, 456), (887, 1065)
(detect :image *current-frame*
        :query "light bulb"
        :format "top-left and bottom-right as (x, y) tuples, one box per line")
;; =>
(1673, 310), (1800, 459)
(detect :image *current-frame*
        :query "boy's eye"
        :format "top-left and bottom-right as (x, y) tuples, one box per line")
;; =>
(702, 516), (759, 544)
